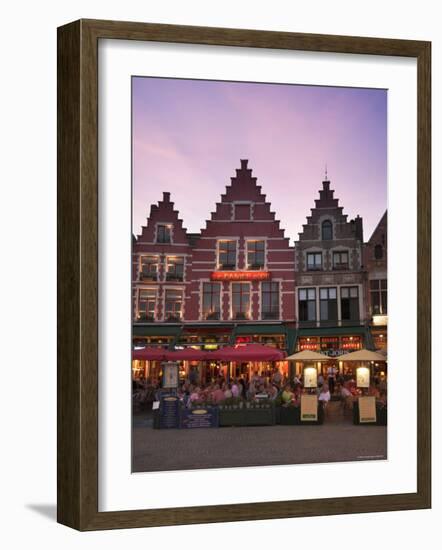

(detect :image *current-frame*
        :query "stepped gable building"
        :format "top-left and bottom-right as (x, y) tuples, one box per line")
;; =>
(184, 159), (295, 352)
(363, 211), (388, 351)
(293, 174), (370, 360)
(132, 191), (192, 349)
(132, 160), (296, 380)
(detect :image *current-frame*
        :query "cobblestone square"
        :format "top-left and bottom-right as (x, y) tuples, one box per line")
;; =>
(132, 402), (387, 472)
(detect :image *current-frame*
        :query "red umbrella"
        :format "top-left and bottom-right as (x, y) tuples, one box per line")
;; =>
(210, 344), (285, 362)
(164, 348), (210, 361)
(132, 347), (167, 361)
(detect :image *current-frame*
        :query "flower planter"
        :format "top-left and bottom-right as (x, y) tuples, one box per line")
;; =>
(243, 405), (275, 426)
(219, 403), (275, 426)
(219, 407), (245, 427)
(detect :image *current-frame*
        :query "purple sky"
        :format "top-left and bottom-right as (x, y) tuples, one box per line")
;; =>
(133, 77), (387, 243)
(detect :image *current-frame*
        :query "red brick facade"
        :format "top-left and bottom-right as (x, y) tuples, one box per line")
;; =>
(133, 160), (294, 326)
(132, 161), (387, 355)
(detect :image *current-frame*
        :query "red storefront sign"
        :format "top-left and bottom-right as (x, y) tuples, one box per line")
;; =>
(210, 271), (271, 281)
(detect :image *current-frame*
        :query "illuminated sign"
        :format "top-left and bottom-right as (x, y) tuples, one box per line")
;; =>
(211, 271), (270, 281)
(356, 366), (370, 388)
(372, 315), (388, 326)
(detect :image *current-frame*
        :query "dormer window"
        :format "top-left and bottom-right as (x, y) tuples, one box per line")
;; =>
(156, 224), (172, 244)
(321, 220), (333, 240)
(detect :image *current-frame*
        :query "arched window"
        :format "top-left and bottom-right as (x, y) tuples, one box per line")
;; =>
(374, 244), (383, 259)
(321, 220), (333, 240)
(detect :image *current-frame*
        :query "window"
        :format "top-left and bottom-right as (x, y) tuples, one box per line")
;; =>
(333, 250), (349, 270)
(138, 289), (156, 321)
(232, 283), (250, 320)
(261, 282), (280, 320)
(202, 283), (221, 320)
(166, 256), (184, 281)
(156, 224), (171, 243)
(321, 220), (333, 240)
(164, 289), (183, 321)
(139, 255), (158, 280)
(374, 244), (383, 259)
(218, 240), (237, 269)
(370, 279), (387, 315)
(234, 203), (251, 220)
(307, 252), (322, 270)
(247, 240), (265, 269)
(341, 286), (360, 321)
(319, 287), (338, 321)
(298, 288), (316, 321)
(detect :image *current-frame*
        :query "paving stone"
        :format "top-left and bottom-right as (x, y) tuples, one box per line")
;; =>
(132, 402), (387, 472)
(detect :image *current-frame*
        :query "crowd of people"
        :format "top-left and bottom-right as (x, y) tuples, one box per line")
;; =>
(132, 365), (387, 411)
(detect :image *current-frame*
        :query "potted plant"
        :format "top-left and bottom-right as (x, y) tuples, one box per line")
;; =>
(243, 399), (275, 426)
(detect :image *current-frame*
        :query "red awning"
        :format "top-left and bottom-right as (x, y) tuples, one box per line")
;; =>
(164, 348), (210, 361)
(210, 344), (285, 362)
(132, 347), (167, 361)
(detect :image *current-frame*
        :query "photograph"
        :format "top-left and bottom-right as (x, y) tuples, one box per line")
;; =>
(130, 77), (388, 472)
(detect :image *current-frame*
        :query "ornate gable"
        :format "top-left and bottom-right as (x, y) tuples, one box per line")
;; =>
(136, 192), (189, 245)
(298, 177), (363, 243)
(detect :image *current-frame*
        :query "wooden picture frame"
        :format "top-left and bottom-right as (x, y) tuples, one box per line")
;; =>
(57, 18), (431, 531)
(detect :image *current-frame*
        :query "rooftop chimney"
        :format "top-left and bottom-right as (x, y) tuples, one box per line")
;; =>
(240, 159), (248, 169)
(163, 191), (171, 202)
(353, 215), (363, 242)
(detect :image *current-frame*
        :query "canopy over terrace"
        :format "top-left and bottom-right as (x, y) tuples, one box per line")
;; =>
(338, 348), (388, 387)
(338, 349), (387, 362)
(210, 343), (286, 362)
(132, 347), (167, 361)
(132, 347), (211, 361)
(164, 348), (210, 361)
(285, 350), (330, 362)
(132, 344), (287, 383)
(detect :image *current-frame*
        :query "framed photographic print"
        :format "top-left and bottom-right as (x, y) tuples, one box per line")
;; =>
(57, 19), (431, 530)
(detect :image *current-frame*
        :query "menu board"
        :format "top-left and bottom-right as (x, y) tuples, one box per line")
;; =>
(303, 366), (318, 388)
(301, 394), (318, 421)
(162, 362), (179, 388)
(180, 407), (219, 429)
(358, 396), (377, 423)
(356, 366), (370, 388)
(159, 396), (180, 429)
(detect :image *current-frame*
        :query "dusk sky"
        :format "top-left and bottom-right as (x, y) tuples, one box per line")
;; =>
(132, 77), (387, 243)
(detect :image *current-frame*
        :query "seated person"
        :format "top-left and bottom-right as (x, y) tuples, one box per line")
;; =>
(211, 384), (226, 403)
(281, 384), (294, 404)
